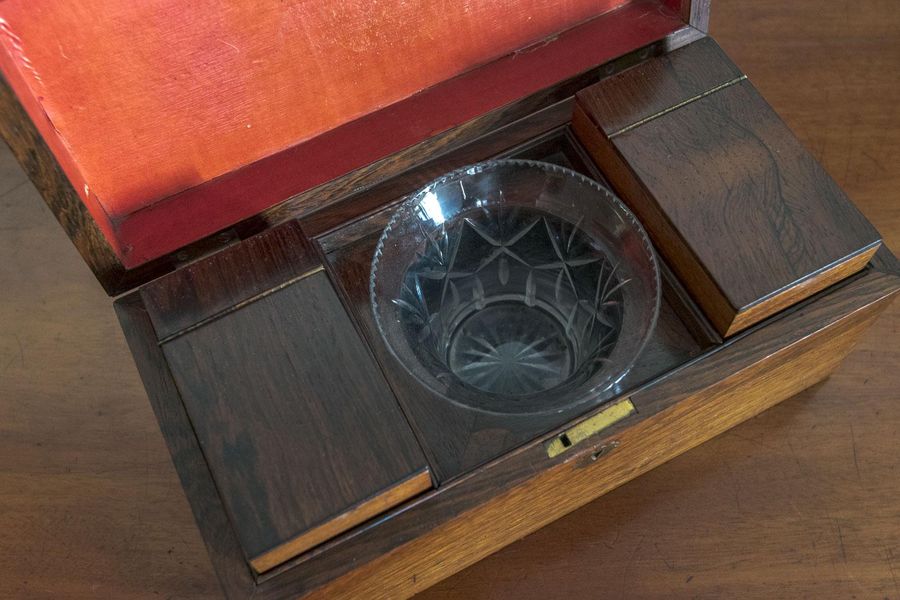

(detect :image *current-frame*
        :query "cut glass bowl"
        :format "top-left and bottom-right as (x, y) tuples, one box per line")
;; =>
(370, 159), (660, 415)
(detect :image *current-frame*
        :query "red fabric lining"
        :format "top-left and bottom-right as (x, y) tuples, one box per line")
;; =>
(0, 0), (685, 267)
(0, 19), (123, 257)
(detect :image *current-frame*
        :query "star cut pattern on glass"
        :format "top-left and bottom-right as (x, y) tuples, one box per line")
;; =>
(393, 205), (629, 397)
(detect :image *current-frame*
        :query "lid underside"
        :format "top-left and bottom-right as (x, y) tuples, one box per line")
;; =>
(0, 0), (694, 271)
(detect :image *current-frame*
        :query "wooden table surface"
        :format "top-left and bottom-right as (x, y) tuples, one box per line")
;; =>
(1, 1), (897, 598)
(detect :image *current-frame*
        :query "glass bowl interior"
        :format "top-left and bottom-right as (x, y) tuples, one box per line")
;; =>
(370, 159), (660, 415)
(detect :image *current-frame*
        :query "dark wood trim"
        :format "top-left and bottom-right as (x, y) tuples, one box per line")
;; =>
(0, 74), (139, 295)
(139, 221), (319, 341)
(0, 73), (257, 295)
(155, 266), (435, 575)
(575, 102), (883, 337)
(114, 293), (257, 599)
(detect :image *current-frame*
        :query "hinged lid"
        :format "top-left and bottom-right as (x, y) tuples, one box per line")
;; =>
(0, 0), (707, 294)
(136, 222), (433, 573)
(573, 38), (882, 336)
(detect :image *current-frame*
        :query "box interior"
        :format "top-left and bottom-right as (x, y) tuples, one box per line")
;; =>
(322, 126), (718, 481)
(113, 31), (900, 589)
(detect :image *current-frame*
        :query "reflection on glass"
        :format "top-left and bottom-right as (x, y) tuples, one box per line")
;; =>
(371, 160), (659, 415)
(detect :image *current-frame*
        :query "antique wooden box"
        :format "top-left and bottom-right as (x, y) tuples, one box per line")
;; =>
(1, 1), (897, 598)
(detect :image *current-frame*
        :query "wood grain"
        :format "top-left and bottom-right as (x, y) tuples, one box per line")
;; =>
(243, 262), (896, 599)
(161, 271), (431, 573)
(250, 470), (432, 574)
(111, 113), (895, 597)
(576, 37), (742, 136)
(140, 221), (318, 341)
(0, 2), (898, 599)
(114, 293), (257, 597)
(575, 39), (882, 336)
(298, 280), (893, 600)
(0, 145), (225, 597)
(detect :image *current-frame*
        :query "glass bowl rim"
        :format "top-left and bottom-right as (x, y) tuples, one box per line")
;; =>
(369, 158), (661, 416)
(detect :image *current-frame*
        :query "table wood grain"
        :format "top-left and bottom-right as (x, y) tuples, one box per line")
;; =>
(1, 1), (897, 597)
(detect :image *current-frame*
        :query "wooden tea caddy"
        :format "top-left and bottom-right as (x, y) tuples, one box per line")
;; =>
(1, 1), (897, 598)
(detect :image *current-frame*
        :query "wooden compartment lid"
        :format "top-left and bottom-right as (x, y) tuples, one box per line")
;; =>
(138, 223), (432, 574)
(573, 38), (882, 337)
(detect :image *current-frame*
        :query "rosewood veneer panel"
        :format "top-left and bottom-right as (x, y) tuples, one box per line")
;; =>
(158, 270), (431, 574)
(140, 221), (318, 340)
(577, 36), (742, 135)
(574, 38), (882, 336)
